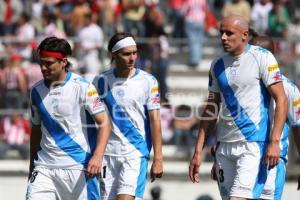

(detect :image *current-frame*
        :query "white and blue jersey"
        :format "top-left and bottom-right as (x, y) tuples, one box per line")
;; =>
(30, 72), (105, 169)
(93, 68), (160, 159)
(269, 75), (300, 162)
(209, 44), (282, 142)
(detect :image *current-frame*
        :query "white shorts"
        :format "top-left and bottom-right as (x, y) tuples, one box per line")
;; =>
(215, 141), (269, 200)
(260, 159), (286, 200)
(99, 155), (148, 200)
(26, 166), (100, 200)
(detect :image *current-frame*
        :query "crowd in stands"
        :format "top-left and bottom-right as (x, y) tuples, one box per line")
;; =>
(0, 0), (300, 160)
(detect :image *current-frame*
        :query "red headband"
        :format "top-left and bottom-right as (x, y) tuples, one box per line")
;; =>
(39, 50), (66, 59)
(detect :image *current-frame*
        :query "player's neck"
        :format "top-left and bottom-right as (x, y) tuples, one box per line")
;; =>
(114, 67), (136, 79)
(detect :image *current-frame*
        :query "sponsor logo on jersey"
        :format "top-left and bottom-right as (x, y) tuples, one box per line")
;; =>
(293, 98), (300, 107)
(268, 64), (279, 72)
(93, 97), (102, 110)
(272, 71), (282, 81)
(151, 86), (159, 94)
(151, 93), (160, 104)
(88, 89), (97, 97)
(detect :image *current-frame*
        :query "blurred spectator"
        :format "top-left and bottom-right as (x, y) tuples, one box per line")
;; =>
(96, 0), (121, 36)
(39, 9), (66, 39)
(76, 13), (103, 81)
(181, 0), (207, 68)
(71, 0), (91, 31)
(168, 0), (185, 38)
(0, 0), (23, 36)
(222, 0), (251, 22)
(173, 105), (198, 158)
(160, 100), (173, 144)
(150, 185), (162, 200)
(8, 12), (35, 61)
(146, 5), (170, 100)
(0, 112), (30, 159)
(1, 52), (27, 109)
(268, 0), (290, 38)
(23, 52), (43, 92)
(121, 0), (146, 36)
(251, 0), (273, 34)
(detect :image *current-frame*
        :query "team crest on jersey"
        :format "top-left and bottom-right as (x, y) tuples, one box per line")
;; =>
(116, 88), (125, 97)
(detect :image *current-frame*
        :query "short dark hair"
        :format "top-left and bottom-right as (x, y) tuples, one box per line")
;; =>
(107, 32), (135, 53)
(37, 36), (72, 70)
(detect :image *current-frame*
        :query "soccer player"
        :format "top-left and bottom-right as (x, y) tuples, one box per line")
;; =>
(93, 32), (163, 200)
(249, 34), (300, 199)
(26, 36), (111, 200)
(189, 15), (288, 200)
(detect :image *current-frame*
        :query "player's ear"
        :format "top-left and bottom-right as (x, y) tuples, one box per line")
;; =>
(242, 30), (249, 42)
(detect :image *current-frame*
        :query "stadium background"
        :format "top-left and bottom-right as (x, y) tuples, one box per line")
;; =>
(0, 0), (299, 199)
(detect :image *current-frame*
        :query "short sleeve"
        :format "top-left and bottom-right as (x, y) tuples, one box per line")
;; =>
(84, 83), (106, 116)
(146, 77), (160, 111)
(285, 82), (300, 126)
(259, 50), (282, 87)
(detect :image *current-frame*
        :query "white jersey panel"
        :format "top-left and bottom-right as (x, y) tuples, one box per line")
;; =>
(209, 44), (282, 142)
(93, 68), (160, 157)
(30, 72), (105, 169)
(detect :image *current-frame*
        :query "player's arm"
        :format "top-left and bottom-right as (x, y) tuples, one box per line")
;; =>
(148, 109), (163, 182)
(189, 91), (220, 183)
(28, 125), (42, 180)
(86, 112), (111, 178)
(266, 82), (288, 168)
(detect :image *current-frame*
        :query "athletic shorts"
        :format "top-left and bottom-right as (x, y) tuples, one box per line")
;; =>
(215, 141), (270, 200)
(99, 155), (148, 200)
(26, 166), (100, 200)
(260, 159), (286, 200)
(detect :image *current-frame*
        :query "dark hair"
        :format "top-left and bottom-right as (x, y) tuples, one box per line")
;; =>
(37, 36), (72, 70)
(249, 35), (275, 54)
(107, 32), (135, 53)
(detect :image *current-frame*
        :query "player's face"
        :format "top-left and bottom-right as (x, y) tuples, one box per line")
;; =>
(219, 20), (248, 56)
(114, 45), (137, 71)
(39, 57), (67, 82)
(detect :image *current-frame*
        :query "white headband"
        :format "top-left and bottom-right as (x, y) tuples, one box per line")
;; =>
(111, 37), (136, 52)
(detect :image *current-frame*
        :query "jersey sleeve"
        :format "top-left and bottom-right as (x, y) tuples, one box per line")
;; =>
(84, 83), (106, 116)
(208, 62), (220, 93)
(30, 89), (41, 126)
(146, 76), (160, 111)
(285, 82), (300, 126)
(259, 50), (282, 86)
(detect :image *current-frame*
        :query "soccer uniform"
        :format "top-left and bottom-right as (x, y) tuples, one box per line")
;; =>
(261, 75), (300, 200)
(26, 72), (105, 200)
(209, 44), (282, 199)
(93, 68), (160, 200)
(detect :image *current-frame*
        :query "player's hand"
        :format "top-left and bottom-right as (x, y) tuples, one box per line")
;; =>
(150, 159), (163, 182)
(86, 154), (102, 178)
(210, 162), (217, 181)
(297, 174), (300, 191)
(189, 153), (202, 183)
(264, 141), (280, 169)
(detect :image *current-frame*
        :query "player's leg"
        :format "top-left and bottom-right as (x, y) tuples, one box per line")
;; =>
(215, 142), (236, 200)
(260, 158), (286, 200)
(230, 141), (268, 199)
(99, 155), (120, 200)
(26, 167), (56, 200)
(117, 156), (148, 200)
(53, 168), (100, 200)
